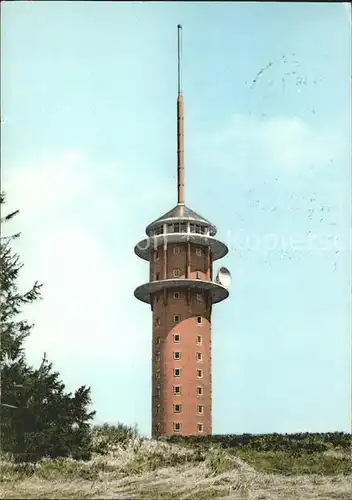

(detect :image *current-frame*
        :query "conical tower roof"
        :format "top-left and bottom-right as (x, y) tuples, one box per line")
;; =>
(145, 203), (217, 236)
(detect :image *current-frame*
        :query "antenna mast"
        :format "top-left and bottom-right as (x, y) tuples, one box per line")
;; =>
(177, 24), (185, 205)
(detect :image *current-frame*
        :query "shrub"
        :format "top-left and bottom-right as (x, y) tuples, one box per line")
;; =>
(91, 422), (140, 455)
(163, 432), (351, 454)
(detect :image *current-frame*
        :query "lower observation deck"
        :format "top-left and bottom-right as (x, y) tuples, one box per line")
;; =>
(134, 278), (229, 305)
(134, 232), (228, 261)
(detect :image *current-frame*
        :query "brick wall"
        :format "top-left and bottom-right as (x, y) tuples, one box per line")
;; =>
(150, 242), (213, 437)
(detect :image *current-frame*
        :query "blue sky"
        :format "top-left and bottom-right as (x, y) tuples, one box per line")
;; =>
(2, 2), (351, 436)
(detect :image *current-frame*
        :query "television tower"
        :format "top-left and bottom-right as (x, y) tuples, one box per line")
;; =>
(134, 25), (231, 437)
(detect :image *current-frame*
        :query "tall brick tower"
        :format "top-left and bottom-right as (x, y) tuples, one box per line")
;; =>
(134, 25), (230, 438)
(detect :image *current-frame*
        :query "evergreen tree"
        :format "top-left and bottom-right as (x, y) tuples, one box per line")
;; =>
(0, 193), (95, 461)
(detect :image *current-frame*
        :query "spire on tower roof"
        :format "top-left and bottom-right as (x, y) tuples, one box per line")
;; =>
(177, 24), (185, 205)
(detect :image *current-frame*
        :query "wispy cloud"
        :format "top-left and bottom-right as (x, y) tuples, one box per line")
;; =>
(196, 113), (347, 176)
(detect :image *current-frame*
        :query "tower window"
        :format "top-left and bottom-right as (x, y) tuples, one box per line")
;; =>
(173, 223), (180, 233)
(167, 223), (173, 233)
(200, 226), (206, 235)
(196, 292), (203, 301)
(173, 351), (181, 360)
(195, 225), (201, 234)
(180, 223), (187, 232)
(173, 291), (180, 299)
(173, 314), (180, 323)
(197, 423), (204, 433)
(156, 370), (161, 379)
(156, 386), (161, 397)
(196, 335), (202, 345)
(173, 404), (182, 413)
(197, 386), (203, 396)
(196, 352), (202, 361)
(173, 246), (181, 255)
(190, 224), (195, 233)
(156, 273), (160, 281)
(197, 316), (202, 325)
(197, 405), (204, 415)
(196, 271), (201, 279)
(155, 226), (163, 235)
(156, 336), (161, 344)
(173, 422), (181, 432)
(155, 317), (161, 327)
(155, 351), (160, 361)
(173, 385), (181, 395)
(155, 406), (160, 415)
(197, 369), (203, 378)
(173, 334), (180, 343)
(173, 268), (181, 278)
(196, 247), (202, 257)
(174, 368), (181, 377)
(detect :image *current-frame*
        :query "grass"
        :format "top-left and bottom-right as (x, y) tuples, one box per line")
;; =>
(233, 449), (351, 476)
(136, 486), (227, 499)
(205, 447), (240, 476)
(1, 435), (351, 499)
